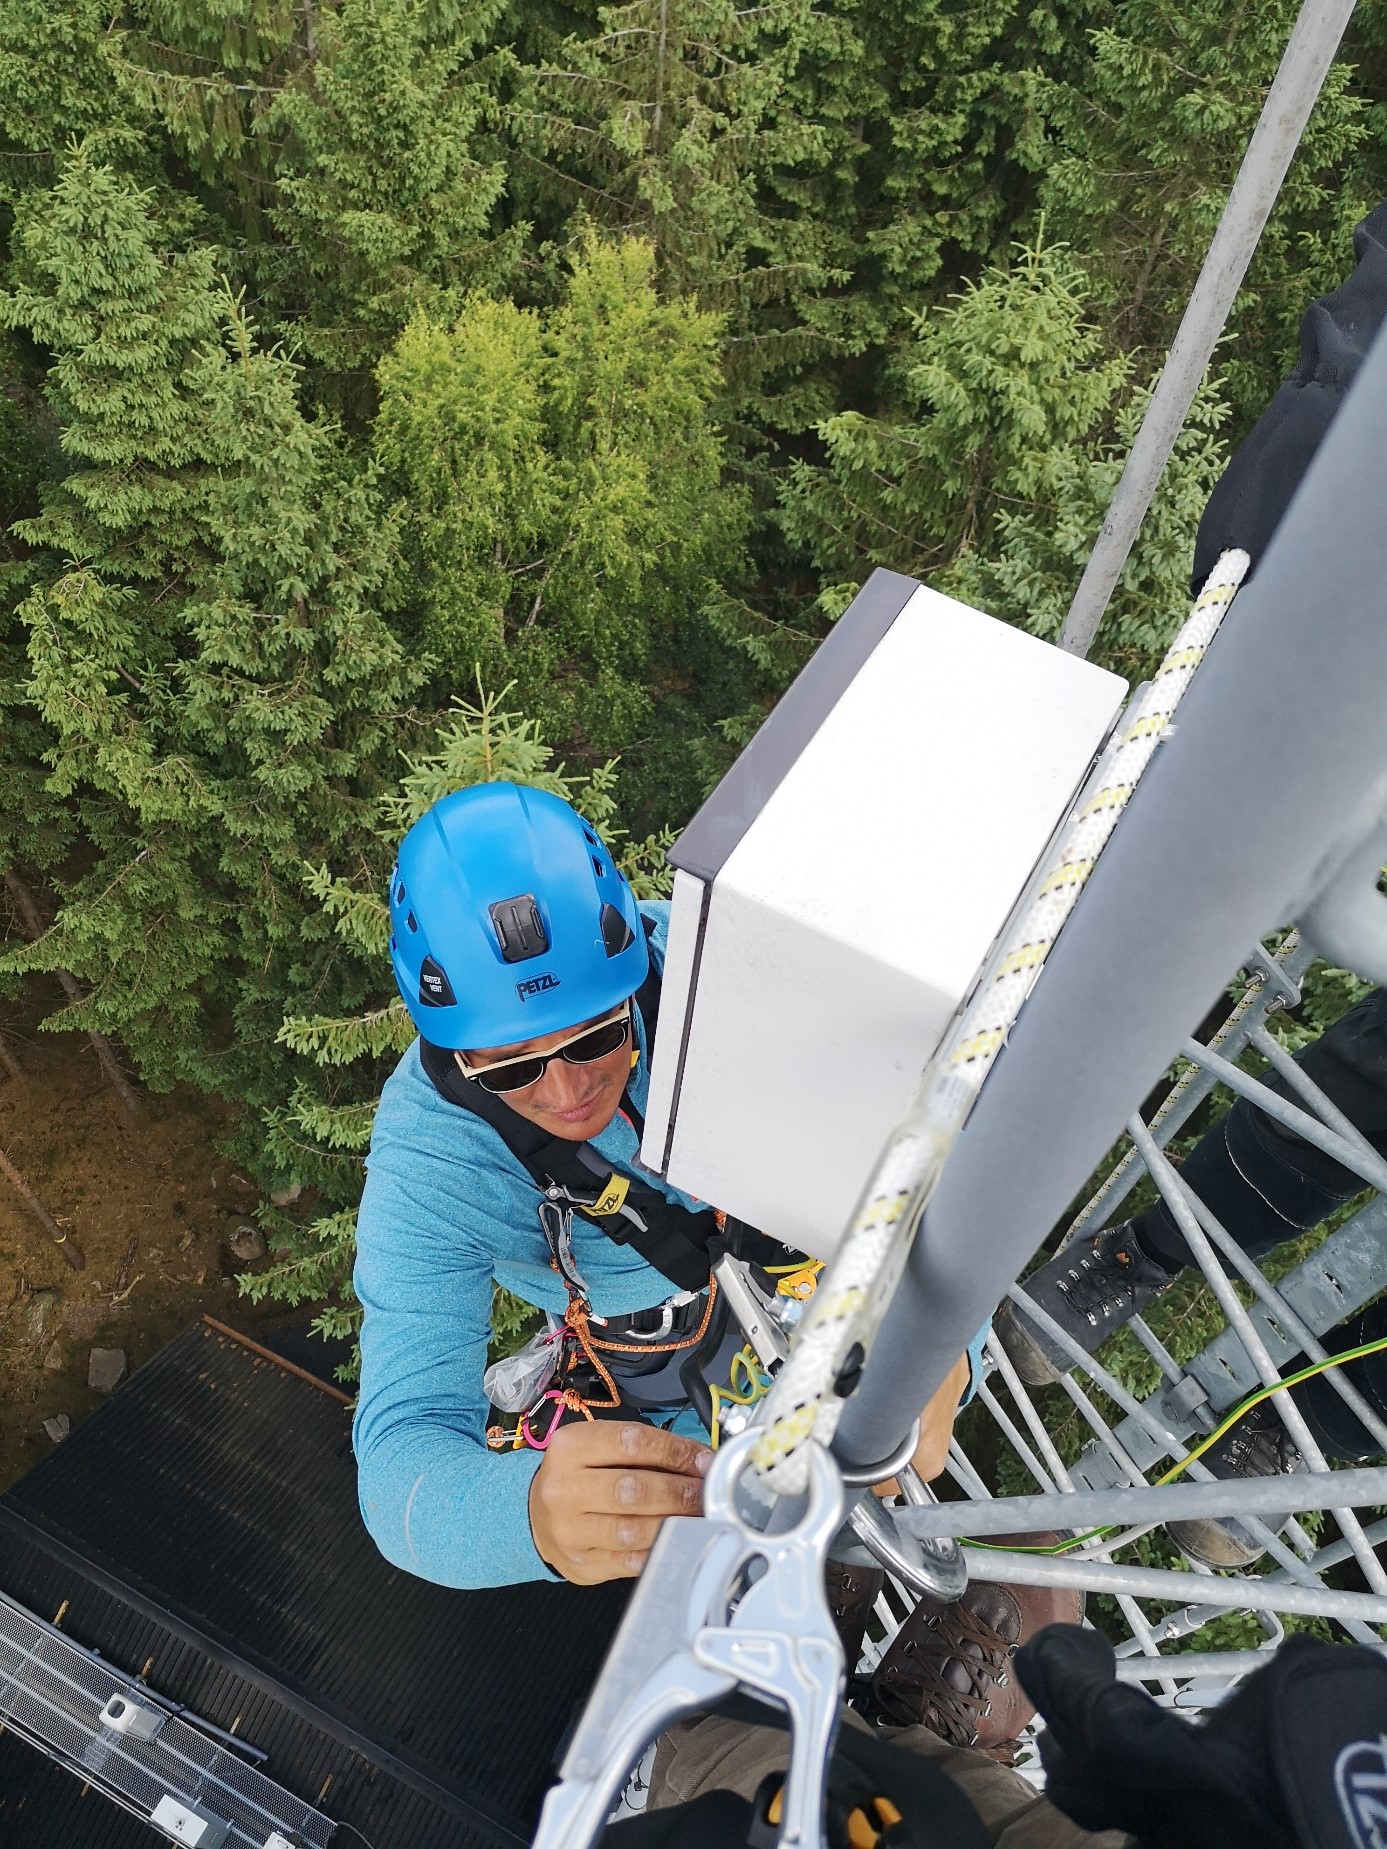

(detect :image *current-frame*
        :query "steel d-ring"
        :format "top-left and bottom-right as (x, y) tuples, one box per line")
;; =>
(847, 1490), (969, 1602)
(836, 1419), (920, 1488)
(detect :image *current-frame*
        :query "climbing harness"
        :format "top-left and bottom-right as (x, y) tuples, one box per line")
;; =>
(499, 1279), (723, 1447)
(422, 918), (799, 1295)
(485, 1205), (818, 1450)
(482, 1193), (731, 1448)
(414, 1045), (716, 1288)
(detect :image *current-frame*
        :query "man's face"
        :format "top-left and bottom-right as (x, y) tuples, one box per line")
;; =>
(461, 1008), (635, 1142)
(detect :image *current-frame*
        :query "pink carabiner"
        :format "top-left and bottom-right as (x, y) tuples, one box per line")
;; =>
(520, 1389), (568, 1451)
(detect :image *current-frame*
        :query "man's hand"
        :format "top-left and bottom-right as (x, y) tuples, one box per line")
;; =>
(912, 1352), (971, 1480)
(529, 1419), (712, 1584)
(873, 1353), (971, 1499)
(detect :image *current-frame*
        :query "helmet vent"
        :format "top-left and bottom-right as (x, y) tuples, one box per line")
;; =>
(418, 955), (457, 1008)
(406, 911), (418, 933)
(600, 903), (635, 957)
(591, 856), (606, 881)
(489, 894), (550, 964)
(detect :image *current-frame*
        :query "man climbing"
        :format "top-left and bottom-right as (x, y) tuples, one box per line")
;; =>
(353, 781), (985, 1590)
(352, 779), (1087, 1780)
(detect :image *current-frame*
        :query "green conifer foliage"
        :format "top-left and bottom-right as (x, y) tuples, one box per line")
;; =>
(511, 0), (867, 428)
(830, 0), (1096, 369)
(97, 0), (519, 405)
(264, 0), (517, 380)
(1038, 0), (1376, 423)
(0, 0), (123, 197)
(1, 0), (1385, 1365)
(115, 0), (301, 186)
(509, 0), (1099, 435)
(779, 236), (1227, 674)
(0, 144), (423, 1105)
(780, 239), (1126, 597)
(374, 233), (752, 818)
(0, 334), (72, 922)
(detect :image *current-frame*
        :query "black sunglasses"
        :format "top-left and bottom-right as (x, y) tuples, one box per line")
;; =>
(454, 1009), (632, 1096)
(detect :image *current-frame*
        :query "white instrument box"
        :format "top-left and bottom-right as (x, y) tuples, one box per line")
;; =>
(640, 569), (1127, 1256)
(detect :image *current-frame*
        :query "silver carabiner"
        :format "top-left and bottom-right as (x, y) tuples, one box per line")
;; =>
(532, 1429), (846, 1849)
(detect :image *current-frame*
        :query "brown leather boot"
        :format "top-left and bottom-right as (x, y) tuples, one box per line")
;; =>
(825, 1558), (884, 1676)
(866, 1535), (1082, 1763)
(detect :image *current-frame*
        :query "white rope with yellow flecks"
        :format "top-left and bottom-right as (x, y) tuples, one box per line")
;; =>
(751, 549), (1252, 1494)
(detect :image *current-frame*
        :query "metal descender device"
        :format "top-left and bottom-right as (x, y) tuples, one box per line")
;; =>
(531, 1428), (848, 1849)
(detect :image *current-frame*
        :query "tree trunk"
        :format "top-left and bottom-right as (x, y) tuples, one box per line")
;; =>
(3, 869), (141, 1116)
(0, 1146), (84, 1270)
(0, 1035), (22, 1083)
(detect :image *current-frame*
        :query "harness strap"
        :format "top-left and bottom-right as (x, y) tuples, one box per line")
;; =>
(419, 917), (716, 1291)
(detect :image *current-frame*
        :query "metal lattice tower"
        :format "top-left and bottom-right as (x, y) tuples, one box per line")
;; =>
(854, 932), (1387, 1751)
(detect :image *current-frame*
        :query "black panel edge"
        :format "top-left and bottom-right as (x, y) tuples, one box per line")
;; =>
(0, 1502), (526, 1849)
(668, 567), (920, 882)
(656, 877), (711, 1179)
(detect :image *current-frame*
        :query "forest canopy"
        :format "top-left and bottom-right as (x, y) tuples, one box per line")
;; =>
(2, 0), (1384, 1347)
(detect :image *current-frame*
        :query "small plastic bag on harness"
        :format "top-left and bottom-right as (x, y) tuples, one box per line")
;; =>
(484, 1320), (563, 1413)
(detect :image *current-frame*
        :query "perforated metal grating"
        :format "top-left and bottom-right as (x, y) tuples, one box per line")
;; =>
(0, 1588), (334, 1847)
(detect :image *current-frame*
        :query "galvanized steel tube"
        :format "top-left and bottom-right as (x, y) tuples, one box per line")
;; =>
(890, 1466), (1387, 1540)
(963, 1548), (1387, 1624)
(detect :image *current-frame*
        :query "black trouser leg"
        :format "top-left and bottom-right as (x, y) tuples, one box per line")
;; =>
(1286, 1298), (1387, 1462)
(1135, 987), (1387, 1274)
(1125, 992), (1387, 1457)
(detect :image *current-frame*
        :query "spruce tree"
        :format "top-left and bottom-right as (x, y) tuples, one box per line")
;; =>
(0, 143), (423, 1113)
(265, 0), (518, 385)
(1037, 0), (1378, 424)
(778, 235), (1227, 676)
(86, 0), (518, 410)
(509, 0), (1099, 438)
(373, 232), (754, 821)
(820, 0), (1097, 387)
(0, 334), (74, 967)
(510, 0), (865, 431)
(0, 0), (123, 198)
(113, 0), (302, 187)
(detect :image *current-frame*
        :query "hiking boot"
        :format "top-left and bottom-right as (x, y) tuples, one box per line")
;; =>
(1167, 1401), (1305, 1569)
(866, 1537), (1082, 1763)
(994, 1222), (1175, 1386)
(826, 1558), (884, 1676)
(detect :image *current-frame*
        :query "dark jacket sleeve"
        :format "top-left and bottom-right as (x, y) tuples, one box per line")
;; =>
(1192, 202), (1387, 590)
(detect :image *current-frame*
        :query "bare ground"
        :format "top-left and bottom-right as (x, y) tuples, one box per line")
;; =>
(0, 990), (284, 1493)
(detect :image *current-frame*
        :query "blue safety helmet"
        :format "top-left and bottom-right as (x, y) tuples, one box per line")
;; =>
(388, 783), (649, 1051)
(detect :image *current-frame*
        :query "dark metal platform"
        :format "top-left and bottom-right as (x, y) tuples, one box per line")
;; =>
(0, 1319), (628, 1849)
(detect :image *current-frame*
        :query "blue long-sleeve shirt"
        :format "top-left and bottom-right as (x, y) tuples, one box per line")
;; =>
(353, 899), (989, 1588)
